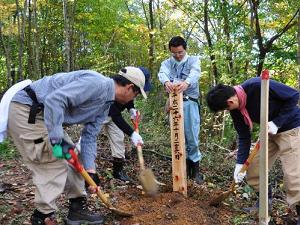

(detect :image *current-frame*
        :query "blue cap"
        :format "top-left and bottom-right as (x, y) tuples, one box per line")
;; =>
(139, 67), (152, 92)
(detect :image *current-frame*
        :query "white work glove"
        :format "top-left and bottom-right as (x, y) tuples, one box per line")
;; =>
(268, 121), (278, 135)
(234, 164), (246, 183)
(130, 131), (144, 146)
(129, 108), (138, 120)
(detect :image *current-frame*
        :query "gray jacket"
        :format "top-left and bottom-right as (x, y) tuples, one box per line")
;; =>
(158, 55), (201, 99)
(12, 70), (115, 169)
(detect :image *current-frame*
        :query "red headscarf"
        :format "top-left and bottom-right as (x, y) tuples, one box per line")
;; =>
(233, 85), (253, 130)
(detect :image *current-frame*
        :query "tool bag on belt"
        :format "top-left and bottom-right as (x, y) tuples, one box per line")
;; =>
(23, 86), (44, 124)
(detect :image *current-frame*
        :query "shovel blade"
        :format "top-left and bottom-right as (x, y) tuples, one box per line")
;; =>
(110, 207), (133, 217)
(139, 169), (159, 196)
(209, 190), (233, 207)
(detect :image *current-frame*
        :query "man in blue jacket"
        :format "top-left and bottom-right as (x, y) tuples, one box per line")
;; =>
(206, 77), (300, 224)
(7, 67), (147, 225)
(158, 36), (203, 184)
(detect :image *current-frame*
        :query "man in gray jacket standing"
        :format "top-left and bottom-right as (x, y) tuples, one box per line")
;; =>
(158, 36), (203, 184)
(7, 67), (147, 225)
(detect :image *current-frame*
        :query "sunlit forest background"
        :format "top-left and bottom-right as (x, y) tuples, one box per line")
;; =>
(1, 1), (300, 224)
(1, 0), (299, 148)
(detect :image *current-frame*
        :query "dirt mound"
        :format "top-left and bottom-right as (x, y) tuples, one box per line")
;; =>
(113, 186), (233, 225)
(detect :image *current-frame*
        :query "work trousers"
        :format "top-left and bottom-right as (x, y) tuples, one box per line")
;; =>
(103, 117), (126, 159)
(183, 100), (202, 162)
(7, 102), (85, 214)
(247, 127), (300, 206)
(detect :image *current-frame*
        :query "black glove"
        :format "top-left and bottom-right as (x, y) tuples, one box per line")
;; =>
(85, 172), (101, 189)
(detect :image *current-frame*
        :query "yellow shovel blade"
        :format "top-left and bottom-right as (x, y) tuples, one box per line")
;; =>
(139, 168), (159, 196)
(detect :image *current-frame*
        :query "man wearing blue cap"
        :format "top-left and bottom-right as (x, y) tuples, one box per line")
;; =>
(104, 67), (151, 182)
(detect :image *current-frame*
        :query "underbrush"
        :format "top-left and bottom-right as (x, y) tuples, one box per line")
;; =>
(0, 95), (292, 224)
(0, 140), (18, 160)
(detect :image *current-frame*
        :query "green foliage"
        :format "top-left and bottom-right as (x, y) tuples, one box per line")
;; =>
(0, 140), (18, 159)
(0, 0), (299, 164)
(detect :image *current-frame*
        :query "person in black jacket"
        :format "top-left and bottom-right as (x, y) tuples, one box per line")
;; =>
(105, 67), (151, 182)
(206, 77), (300, 223)
(103, 100), (141, 182)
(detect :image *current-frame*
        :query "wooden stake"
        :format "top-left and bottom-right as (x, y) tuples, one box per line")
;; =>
(259, 70), (270, 225)
(169, 91), (187, 196)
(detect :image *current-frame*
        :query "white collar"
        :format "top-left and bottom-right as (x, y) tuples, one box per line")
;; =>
(172, 53), (189, 66)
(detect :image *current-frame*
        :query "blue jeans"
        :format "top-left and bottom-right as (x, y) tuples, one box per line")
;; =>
(183, 100), (202, 162)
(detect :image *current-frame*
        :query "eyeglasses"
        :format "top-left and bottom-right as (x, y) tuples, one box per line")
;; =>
(171, 50), (185, 56)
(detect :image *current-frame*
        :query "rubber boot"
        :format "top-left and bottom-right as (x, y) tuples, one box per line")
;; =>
(190, 161), (204, 185)
(296, 205), (300, 225)
(112, 158), (132, 182)
(65, 197), (104, 225)
(243, 185), (272, 214)
(31, 209), (57, 225)
(126, 147), (137, 160)
(186, 159), (192, 179)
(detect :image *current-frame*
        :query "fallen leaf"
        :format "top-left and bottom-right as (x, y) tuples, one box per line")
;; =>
(0, 183), (11, 193)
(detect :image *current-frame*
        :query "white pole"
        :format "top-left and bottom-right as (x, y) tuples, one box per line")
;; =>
(259, 70), (270, 225)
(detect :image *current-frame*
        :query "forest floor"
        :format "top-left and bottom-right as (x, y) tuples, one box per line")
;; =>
(0, 130), (299, 225)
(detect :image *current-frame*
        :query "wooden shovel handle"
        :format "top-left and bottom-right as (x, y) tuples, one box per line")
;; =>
(230, 140), (260, 191)
(239, 140), (260, 174)
(68, 149), (110, 206)
(80, 169), (113, 208)
(137, 144), (145, 170)
(131, 118), (145, 171)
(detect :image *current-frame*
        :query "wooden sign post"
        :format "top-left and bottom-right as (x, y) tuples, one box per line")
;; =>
(169, 91), (187, 196)
(259, 69), (270, 225)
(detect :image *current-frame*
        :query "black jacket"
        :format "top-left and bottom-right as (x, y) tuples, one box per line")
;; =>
(109, 100), (135, 136)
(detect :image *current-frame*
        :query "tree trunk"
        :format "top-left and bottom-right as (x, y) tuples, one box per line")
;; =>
(148, 0), (155, 73)
(244, 0), (256, 79)
(69, 0), (76, 71)
(0, 26), (12, 87)
(251, 0), (298, 76)
(63, 0), (71, 72)
(16, 0), (25, 81)
(21, 0), (27, 78)
(204, 0), (218, 84)
(33, 0), (41, 78)
(141, 0), (155, 73)
(297, 10), (300, 92)
(27, 0), (35, 79)
(221, 0), (233, 74)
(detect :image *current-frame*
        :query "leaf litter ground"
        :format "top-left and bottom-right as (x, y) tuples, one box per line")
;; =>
(0, 132), (298, 225)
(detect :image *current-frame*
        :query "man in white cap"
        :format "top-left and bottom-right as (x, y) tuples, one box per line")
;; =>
(7, 66), (146, 225)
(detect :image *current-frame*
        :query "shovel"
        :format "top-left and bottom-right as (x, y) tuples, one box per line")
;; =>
(131, 112), (158, 196)
(67, 149), (133, 217)
(209, 140), (260, 207)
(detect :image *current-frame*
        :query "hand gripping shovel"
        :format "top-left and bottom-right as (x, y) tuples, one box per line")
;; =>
(209, 140), (260, 206)
(131, 112), (158, 196)
(67, 149), (133, 217)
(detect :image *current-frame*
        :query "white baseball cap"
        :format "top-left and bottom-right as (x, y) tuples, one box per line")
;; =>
(118, 66), (147, 99)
